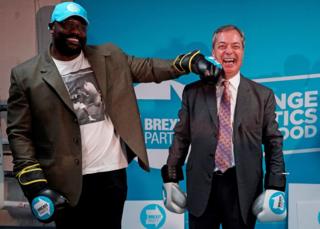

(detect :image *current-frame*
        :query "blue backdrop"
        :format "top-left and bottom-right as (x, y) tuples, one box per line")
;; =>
(76, 0), (320, 228)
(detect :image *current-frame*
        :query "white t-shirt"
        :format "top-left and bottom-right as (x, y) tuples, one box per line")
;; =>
(52, 51), (128, 175)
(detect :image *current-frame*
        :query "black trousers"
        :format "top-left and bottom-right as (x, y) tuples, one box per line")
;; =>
(55, 168), (127, 229)
(189, 168), (256, 229)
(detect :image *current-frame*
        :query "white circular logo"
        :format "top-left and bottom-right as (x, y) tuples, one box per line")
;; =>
(67, 3), (80, 13)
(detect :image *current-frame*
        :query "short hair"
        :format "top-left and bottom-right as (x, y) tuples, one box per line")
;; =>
(212, 25), (245, 49)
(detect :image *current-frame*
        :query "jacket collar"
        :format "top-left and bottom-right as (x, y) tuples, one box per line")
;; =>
(39, 45), (112, 115)
(203, 74), (250, 130)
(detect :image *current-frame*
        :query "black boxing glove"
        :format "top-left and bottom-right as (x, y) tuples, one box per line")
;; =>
(173, 50), (222, 81)
(16, 163), (68, 223)
(30, 188), (68, 223)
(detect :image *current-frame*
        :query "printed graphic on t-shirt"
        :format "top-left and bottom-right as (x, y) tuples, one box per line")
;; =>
(62, 68), (105, 125)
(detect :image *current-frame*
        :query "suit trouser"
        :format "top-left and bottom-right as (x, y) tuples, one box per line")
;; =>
(55, 168), (127, 229)
(189, 167), (256, 229)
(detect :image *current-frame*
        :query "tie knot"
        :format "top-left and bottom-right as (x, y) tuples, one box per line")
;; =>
(222, 80), (229, 88)
(222, 80), (231, 101)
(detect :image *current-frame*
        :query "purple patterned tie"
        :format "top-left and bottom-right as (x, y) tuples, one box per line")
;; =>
(215, 80), (232, 173)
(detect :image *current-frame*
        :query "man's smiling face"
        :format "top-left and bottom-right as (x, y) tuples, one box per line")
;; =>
(212, 29), (244, 79)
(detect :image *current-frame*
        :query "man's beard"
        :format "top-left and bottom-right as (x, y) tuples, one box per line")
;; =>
(54, 33), (86, 57)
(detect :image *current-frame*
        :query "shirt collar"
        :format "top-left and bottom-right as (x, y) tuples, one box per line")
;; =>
(218, 71), (240, 90)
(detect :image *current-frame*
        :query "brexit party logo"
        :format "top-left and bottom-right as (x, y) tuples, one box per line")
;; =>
(140, 204), (166, 229)
(135, 81), (185, 169)
(31, 196), (54, 221)
(269, 192), (286, 215)
(256, 73), (320, 154)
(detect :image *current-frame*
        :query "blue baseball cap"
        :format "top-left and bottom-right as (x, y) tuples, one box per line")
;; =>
(50, 2), (89, 25)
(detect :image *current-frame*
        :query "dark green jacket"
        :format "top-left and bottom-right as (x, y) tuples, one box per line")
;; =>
(7, 43), (181, 206)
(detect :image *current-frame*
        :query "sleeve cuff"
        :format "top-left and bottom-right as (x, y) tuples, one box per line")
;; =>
(265, 173), (286, 191)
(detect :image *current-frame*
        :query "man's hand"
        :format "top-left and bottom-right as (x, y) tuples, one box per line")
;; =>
(173, 50), (222, 81)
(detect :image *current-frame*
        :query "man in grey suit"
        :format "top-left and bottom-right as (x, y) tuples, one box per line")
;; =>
(161, 25), (286, 228)
(6, 2), (218, 228)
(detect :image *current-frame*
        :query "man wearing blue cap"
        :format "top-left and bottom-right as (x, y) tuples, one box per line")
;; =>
(6, 1), (220, 228)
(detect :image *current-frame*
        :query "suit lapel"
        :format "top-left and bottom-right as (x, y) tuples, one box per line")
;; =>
(234, 76), (250, 129)
(202, 83), (218, 129)
(41, 51), (75, 113)
(41, 47), (111, 115)
(85, 46), (111, 104)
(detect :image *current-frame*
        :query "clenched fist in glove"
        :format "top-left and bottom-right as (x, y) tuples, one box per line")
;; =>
(252, 189), (287, 222)
(31, 188), (68, 223)
(173, 50), (223, 81)
(16, 163), (68, 223)
(161, 165), (186, 214)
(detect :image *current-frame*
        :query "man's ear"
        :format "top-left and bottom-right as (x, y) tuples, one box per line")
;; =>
(48, 23), (54, 30)
(211, 50), (216, 59)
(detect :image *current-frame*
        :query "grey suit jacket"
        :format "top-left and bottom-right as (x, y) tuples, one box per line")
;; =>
(167, 76), (286, 224)
(7, 43), (181, 206)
